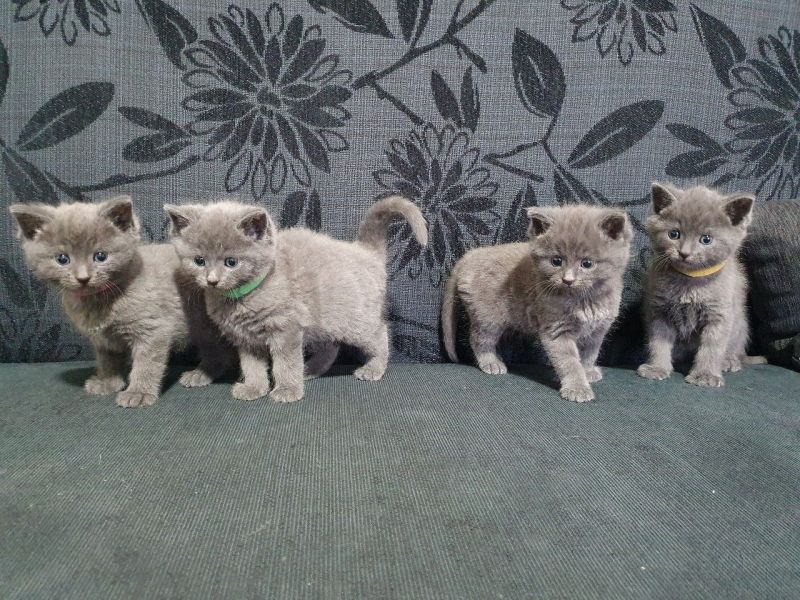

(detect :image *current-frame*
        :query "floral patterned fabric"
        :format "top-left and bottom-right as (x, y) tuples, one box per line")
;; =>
(1, 0), (799, 363)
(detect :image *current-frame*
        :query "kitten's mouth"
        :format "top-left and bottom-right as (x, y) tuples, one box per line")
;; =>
(70, 282), (116, 297)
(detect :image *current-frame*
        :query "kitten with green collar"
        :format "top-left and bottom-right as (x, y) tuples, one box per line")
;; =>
(165, 196), (427, 403)
(10, 197), (234, 407)
(638, 183), (766, 387)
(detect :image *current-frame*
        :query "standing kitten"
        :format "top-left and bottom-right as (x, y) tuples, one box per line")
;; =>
(638, 183), (766, 387)
(165, 196), (427, 403)
(10, 197), (233, 407)
(442, 205), (632, 402)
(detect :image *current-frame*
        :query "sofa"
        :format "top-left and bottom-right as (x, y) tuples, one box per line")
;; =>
(1, 1), (799, 598)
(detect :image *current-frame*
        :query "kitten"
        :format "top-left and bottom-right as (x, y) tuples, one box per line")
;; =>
(164, 195), (428, 403)
(10, 197), (233, 407)
(637, 183), (766, 387)
(442, 205), (632, 403)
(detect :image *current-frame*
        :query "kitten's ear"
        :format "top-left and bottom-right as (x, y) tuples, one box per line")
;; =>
(164, 204), (200, 236)
(724, 194), (755, 226)
(100, 195), (138, 233)
(599, 211), (632, 242)
(9, 204), (55, 240)
(526, 207), (553, 237)
(237, 208), (276, 242)
(651, 182), (679, 214)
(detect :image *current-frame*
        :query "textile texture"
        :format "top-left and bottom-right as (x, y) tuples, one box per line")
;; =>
(1, 1), (800, 363)
(1, 362), (799, 598)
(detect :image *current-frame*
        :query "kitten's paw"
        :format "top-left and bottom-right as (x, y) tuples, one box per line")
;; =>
(179, 369), (213, 388)
(560, 385), (594, 403)
(84, 375), (125, 396)
(478, 359), (508, 375)
(721, 357), (742, 373)
(232, 382), (269, 402)
(637, 363), (672, 380)
(685, 371), (724, 388)
(353, 364), (385, 381)
(270, 386), (303, 404)
(585, 366), (603, 383)
(115, 391), (157, 408)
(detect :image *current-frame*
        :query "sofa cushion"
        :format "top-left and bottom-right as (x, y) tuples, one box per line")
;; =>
(2, 362), (798, 598)
(742, 200), (800, 367)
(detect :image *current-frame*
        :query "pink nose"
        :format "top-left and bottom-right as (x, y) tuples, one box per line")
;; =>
(562, 279), (574, 286)
(76, 276), (90, 285)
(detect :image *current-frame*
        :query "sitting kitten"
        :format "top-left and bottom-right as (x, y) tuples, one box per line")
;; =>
(10, 197), (233, 407)
(442, 205), (632, 403)
(638, 183), (766, 387)
(164, 196), (428, 403)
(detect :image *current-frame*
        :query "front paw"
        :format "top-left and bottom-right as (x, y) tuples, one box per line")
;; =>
(353, 364), (385, 381)
(84, 375), (125, 395)
(179, 369), (213, 388)
(685, 371), (724, 388)
(584, 366), (603, 383)
(721, 357), (742, 373)
(115, 391), (157, 408)
(560, 385), (594, 403)
(270, 386), (303, 404)
(477, 358), (508, 375)
(637, 363), (672, 380)
(232, 382), (269, 402)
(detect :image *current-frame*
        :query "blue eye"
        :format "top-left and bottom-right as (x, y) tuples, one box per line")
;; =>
(224, 257), (238, 268)
(93, 251), (107, 262)
(699, 234), (713, 245)
(668, 229), (681, 240)
(55, 253), (70, 265)
(194, 256), (206, 267)
(581, 259), (594, 269)
(551, 257), (563, 267)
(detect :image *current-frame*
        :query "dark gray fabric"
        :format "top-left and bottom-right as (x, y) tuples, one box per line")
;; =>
(2, 1), (800, 363)
(1, 362), (799, 598)
(743, 199), (800, 365)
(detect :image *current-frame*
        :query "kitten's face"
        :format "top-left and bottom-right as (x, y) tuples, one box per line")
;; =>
(10, 198), (139, 295)
(166, 202), (276, 292)
(527, 206), (632, 294)
(647, 184), (754, 270)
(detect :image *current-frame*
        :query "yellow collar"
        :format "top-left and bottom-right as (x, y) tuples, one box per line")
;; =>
(671, 261), (727, 278)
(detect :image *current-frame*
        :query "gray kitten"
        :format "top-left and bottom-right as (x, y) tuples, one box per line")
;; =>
(165, 195), (428, 404)
(10, 197), (233, 407)
(638, 183), (766, 387)
(442, 205), (632, 402)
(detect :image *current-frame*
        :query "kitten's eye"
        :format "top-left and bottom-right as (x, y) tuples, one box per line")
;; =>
(194, 256), (206, 267)
(224, 257), (238, 268)
(93, 251), (107, 262)
(699, 234), (713, 245)
(668, 229), (681, 240)
(55, 253), (70, 266)
(581, 259), (594, 269)
(551, 257), (563, 267)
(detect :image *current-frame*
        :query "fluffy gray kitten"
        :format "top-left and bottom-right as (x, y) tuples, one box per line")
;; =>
(10, 197), (233, 407)
(165, 196), (428, 403)
(442, 205), (632, 402)
(638, 183), (766, 387)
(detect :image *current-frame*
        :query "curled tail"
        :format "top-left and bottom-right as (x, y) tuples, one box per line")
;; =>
(442, 266), (459, 363)
(357, 195), (428, 254)
(743, 355), (768, 365)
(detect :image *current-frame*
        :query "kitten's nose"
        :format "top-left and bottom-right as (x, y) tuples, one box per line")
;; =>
(562, 278), (574, 287)
(679, 251), (690, 260)
(207, 279), (218, 287)
(76, 276), (90, 285)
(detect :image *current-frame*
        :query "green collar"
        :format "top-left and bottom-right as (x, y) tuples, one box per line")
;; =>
(223, 273), (267, 300)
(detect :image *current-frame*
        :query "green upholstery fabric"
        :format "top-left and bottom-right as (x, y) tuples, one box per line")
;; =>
(1, 362), (798, 599)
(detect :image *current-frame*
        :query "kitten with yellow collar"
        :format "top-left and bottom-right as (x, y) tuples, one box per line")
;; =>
(638, 183), (766, 387)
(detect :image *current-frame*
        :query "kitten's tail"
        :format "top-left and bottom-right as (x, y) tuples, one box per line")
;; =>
(743, 355), (768, 365)
(442, 266), (459, 363)
(357, 195), (428, 255)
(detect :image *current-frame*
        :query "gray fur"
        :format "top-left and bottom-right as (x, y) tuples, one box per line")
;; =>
(442, 205), (632, 402)
(637, 183), (765, 387)
(9, 197), (233, 407)
(165, 195), (427, 403)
